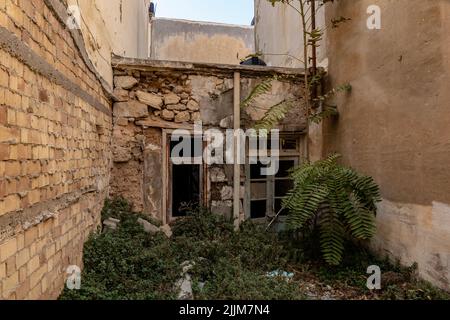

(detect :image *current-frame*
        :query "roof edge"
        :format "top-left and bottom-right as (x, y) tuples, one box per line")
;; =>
(111, 56), (306, 78)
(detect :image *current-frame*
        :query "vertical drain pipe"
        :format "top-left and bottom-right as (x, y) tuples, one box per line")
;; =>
(233, 71), (241, 230)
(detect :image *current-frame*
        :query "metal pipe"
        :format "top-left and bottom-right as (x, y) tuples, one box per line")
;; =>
(233, 71), (241, 230)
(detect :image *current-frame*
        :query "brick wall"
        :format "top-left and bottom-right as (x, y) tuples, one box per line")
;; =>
(0, 0), (112, 299)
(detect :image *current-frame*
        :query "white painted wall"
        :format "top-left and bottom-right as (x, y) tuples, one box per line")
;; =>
(254, 0), (327, 68)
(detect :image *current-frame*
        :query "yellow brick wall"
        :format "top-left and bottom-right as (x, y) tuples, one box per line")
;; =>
(0, 0), (112, 299)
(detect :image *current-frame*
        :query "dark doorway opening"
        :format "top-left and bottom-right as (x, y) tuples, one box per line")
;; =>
(169, 136), (202, 217)
(171, 164), (201, 217)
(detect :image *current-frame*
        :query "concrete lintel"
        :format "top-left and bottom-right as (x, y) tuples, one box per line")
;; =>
(112, 56), (306, 79)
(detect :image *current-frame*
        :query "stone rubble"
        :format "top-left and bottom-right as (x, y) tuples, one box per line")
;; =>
(137, 218), (160, 235)
(103, 218), (121, 231)
(175, 261), (196, 300)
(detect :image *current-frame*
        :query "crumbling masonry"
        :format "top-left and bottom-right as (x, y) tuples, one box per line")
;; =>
(0, 0), (306, 299)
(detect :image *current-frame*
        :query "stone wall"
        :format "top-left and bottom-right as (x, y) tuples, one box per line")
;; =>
(110, 59), (306, 221)
(0, 0), (112, 299)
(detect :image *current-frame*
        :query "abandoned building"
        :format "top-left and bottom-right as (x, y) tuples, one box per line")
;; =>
(0, 0), (449, 299)
(110, 57), (306, 224)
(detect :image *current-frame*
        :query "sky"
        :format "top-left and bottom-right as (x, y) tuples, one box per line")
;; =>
(153, 0), (255, 26)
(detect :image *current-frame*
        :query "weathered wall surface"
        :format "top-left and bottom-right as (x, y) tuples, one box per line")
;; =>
(65, 0), (150, 88)
(254, 0), (327, 68)
(150, 18), (255, 65)
(0, 0), (112, 299)
(93, 0), (150, 59)
(109, 59), (305, 220)
(323, 0), (450, 290)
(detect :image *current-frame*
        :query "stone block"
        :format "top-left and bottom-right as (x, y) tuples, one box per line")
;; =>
(175, 111), (190, 123)
(137, 218), (159, 235)
(160, 224), (173, 238)
(164, 93), (181, 105)
(113, 101), (148, 118)
(191, 112), (201, 122)
(220, 186), (233, 201)
(187, 100), (199, 111)
(166, 104), (187, 111)
(209, 167), (227, 183)
(113, 88), (129, 102)
(161, 109), (175, 121)
(135, 91), (163, 110)
(114, 76), (138, 89)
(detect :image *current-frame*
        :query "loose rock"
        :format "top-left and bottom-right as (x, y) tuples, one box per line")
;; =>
(103, 218), (121, 231)
(160, 224), (173, 238)
(137, 218), (160, 235)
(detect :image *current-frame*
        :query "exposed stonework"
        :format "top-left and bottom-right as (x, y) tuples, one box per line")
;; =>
(114, 76), (138, 90)
(113, 101), (149, 119)
(109, 58), (306, 221)
(135, 91), (163, 110)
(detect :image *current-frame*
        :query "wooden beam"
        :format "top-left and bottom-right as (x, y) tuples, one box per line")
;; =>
(136, 117), (193, 130)
(233, 71), (241, 230)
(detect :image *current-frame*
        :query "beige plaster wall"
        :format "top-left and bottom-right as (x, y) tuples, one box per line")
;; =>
(149, 18), (255, 65)
(254, 0), (327, 68)
(323, 0), (450, 291)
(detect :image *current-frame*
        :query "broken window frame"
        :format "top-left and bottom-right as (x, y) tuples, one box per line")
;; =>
(244, 133), (305, 221)
(162, 129), (208, 223)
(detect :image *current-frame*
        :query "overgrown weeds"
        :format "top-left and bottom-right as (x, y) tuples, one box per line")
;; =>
(59, 198), (450, 300)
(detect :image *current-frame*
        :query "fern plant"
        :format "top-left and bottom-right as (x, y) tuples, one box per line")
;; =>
(282, 154), (381, 265)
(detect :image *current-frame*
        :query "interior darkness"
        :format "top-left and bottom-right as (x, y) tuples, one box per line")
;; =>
(277, 160), (295, 178)
(172, 164), (201, 217)
(251, 200), (267, 219)
(170, 137), (201, 217)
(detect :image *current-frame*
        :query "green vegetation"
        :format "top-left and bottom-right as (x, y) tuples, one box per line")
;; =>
(282, 154), (381, 265)
(59, 198), (450, 300)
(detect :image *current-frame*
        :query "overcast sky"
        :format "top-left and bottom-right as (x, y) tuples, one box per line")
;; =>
(153, 0), (255, 25)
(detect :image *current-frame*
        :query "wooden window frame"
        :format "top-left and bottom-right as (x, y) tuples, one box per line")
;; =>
(162, 129), (208, 224)
(244, 133), (305, 221)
